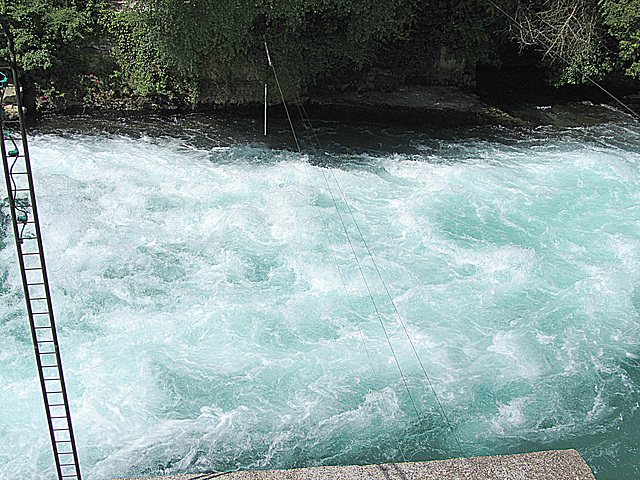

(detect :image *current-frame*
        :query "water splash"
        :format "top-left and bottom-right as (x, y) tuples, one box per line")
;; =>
(1, 115), (639, 479)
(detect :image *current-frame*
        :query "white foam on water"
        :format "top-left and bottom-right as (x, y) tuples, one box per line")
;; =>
(1, 119), (640, 479)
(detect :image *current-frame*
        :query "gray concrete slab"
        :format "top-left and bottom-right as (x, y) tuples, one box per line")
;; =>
(110, 449), (595, 480)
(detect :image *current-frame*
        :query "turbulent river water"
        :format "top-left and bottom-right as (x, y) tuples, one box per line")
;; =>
(1, 110), (639, 480)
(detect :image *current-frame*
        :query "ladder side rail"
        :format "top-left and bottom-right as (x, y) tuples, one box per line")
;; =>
(7, 47), (63, 349)
(1, 107), (69, 480)
(12, 69), (82, 480)
(12, 64), (82, 480)
(0, 18), (82, 479)
(0, 80), (71, 480)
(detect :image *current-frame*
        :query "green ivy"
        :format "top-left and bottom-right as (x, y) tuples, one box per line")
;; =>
(0, 0), (105, 104)
(107, 8), (183, 98)
(600, 0), (640, 79)
(115, 0), (418, 101)
(2, 0), (639, 108)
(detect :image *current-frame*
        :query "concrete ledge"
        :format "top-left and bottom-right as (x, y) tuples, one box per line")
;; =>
(110, 449), (596, 480)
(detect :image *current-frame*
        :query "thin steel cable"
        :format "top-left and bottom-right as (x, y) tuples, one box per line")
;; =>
(301, 159), (410, 463)
(266, 43), (465, 458)
(265, 43), (301, 152)
(266, 47), (412, 462)
(294, 104), (410, 463)
(318, 162), (425, 426)
(296, 101), (466, 456)
(324, 165), (465, 458)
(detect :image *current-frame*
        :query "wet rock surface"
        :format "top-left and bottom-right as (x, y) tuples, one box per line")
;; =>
(305, 86), (514, 127)
(303, 85), (636, 128)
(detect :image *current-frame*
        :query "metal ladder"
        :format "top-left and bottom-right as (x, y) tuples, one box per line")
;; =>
(1, 17), (82, 480)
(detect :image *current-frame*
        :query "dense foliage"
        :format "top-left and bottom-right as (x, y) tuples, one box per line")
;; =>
(0, 0), (104, 106)
(601, 0), (640, 79)
(119, 0), (418, 101)
(108, 7), (180, 98)
(1, 0), (639, 110)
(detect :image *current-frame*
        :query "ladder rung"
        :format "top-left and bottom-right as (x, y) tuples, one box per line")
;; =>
(3, 65), (82, 475)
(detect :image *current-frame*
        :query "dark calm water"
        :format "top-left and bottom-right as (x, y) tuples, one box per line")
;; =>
(1, 111), (639, 479)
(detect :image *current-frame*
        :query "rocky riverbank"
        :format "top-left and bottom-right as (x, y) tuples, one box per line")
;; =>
(7, 79), (640, 129)
(304, 86), (521, 127)
(291, 85), (638, 128)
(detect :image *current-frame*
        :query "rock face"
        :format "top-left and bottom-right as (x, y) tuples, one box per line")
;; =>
(305, 85), (524, 127)
(3, 84), (16, 103)
(430, 46), (475, 87)
(2, 84), (24, 121)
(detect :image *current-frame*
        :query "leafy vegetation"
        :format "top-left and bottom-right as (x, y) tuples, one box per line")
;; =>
(601, 0), (640, 79)
(504, 0), (640, 85)
(502, 0), (616, 85)
(0, 0), (639, 111)
(108, 6), (183, 98)
(0, 0), (105, 106)
(123, 0), (418, 101)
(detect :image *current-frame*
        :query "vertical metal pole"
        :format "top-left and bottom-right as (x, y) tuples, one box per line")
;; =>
(264, 84), (267, 136)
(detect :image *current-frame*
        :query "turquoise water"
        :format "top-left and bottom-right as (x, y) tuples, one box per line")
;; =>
(1, 113), (639, 479)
